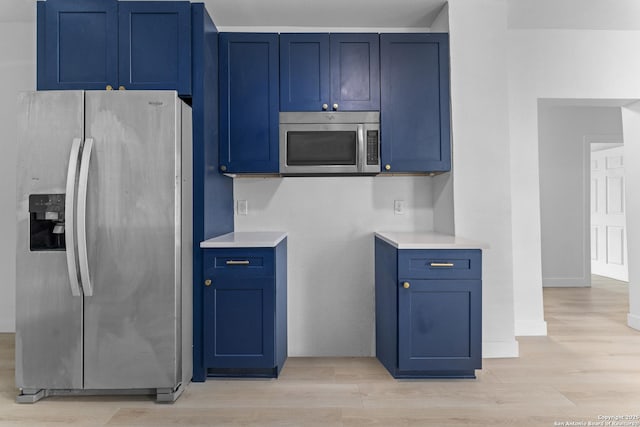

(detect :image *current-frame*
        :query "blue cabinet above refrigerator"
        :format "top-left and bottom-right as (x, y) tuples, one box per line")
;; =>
(37, 0), (192, 96)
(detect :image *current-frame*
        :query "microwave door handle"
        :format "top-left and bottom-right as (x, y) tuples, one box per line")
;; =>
(357, 124), (365, 171)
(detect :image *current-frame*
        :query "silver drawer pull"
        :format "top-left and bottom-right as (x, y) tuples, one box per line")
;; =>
(430, 262), (454, 268)
(226, 260), (250, 265)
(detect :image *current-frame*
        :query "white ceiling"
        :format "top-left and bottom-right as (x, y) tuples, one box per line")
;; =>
(1, 0), (447, 29)
(4, 0), (640, 31)
(201, 0), (447, 31)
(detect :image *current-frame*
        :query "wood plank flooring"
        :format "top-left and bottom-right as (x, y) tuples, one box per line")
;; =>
(1, 275), (639, 426)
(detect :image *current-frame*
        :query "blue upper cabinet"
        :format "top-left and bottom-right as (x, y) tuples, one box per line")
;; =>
(219, 33), (279, 173)
(279, 34), (330, 112)
(37, 0), (192, 96)
(330, 34), (380, 111)
(38, 0), (118, 90)
(380, 33), (451, 173)
(280, 33), (379, 111)
(118, 2), (191, 95)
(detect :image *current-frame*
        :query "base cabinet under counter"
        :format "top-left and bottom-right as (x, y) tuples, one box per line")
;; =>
(375, 235), (482, 378)
(201, 233), (287, 378)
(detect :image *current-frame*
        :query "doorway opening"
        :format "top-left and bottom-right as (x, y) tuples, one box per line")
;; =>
(538, 99), (629, 288)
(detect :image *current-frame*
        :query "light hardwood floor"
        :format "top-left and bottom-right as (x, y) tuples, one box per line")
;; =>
(1, 276), (639, 426)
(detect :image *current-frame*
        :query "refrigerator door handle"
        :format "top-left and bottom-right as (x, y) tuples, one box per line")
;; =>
(64, 138), (83, 297)
(77, 137), (94, 297)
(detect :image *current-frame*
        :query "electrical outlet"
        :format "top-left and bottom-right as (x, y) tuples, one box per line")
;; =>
(237, 200), (248, 216)
(394, 200), (405, 215)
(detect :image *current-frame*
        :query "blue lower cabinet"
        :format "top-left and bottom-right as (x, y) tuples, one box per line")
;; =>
(202, 241), (287, 377)
(375, 238), (482, 378)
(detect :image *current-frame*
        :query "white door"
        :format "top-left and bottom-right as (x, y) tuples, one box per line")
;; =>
(591, 145), (628, 281)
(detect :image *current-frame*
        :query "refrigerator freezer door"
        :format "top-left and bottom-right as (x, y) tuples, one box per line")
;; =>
(82, 91), (181, 389)
(15, 91), (85, 390)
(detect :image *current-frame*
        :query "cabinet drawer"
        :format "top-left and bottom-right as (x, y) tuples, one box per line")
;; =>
(203, 249), (274, 277)
(398, 249), (481, 280)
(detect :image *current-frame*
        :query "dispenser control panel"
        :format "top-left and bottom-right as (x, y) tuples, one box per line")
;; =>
(29, 194), (65, 217)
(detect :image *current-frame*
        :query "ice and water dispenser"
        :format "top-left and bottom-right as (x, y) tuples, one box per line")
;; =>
(29, 194), (66, 251)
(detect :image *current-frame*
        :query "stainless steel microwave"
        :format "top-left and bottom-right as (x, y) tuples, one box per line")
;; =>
(279, 112), (380, 175)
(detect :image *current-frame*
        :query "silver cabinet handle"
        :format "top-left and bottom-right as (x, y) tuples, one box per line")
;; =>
(430, 262), (455, 267)
(77, 138), (94, 296)
(322, 103), (328, 111)
(226, 260), (250, 265)
(64, 138), (83, 297)
(333, 103), (339, 110)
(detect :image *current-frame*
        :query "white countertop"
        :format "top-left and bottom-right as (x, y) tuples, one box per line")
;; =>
(375, 231), (488, 250)
(200, 231), (287, 248)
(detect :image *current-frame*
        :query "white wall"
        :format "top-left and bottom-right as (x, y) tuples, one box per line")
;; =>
(234, 176), (435, 356)
(447, 0), (518, 357)
(622, 102), (640, 330)
(538, 105), (623, 287)
(0, 3), (36, 332)
(507, 0), (640, 31)
(507, 20), (640, 334)
(430, 3), (456, 237)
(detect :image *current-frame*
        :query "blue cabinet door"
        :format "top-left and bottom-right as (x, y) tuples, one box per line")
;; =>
(280, 33), (379, 111)
(380, 33), (450, 173)
(118, 1), (192, 95)
(397, 279), (481, 372)
(279, 33), (330, 112)
(219, 33), (279, 173)
(201, 242), (287, 377)
(37, 0), (191, 93)
(38, 0), (118, 90)
(330, 34), (380, 111)
(204, 276), (275, 368)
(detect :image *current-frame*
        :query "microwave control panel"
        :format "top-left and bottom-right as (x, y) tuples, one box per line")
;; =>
(366, 130), (379, 165)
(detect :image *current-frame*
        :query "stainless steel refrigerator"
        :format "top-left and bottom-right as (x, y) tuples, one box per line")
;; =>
(15, 90), (192, 403)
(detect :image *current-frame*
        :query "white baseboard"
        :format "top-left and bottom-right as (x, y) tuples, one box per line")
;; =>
(542, 278), (590, 287)
(515, 319), (548, 336)
(542, 279), (591, 288)
(628, 313), (640, 331)
(482, 339), (519, 358)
